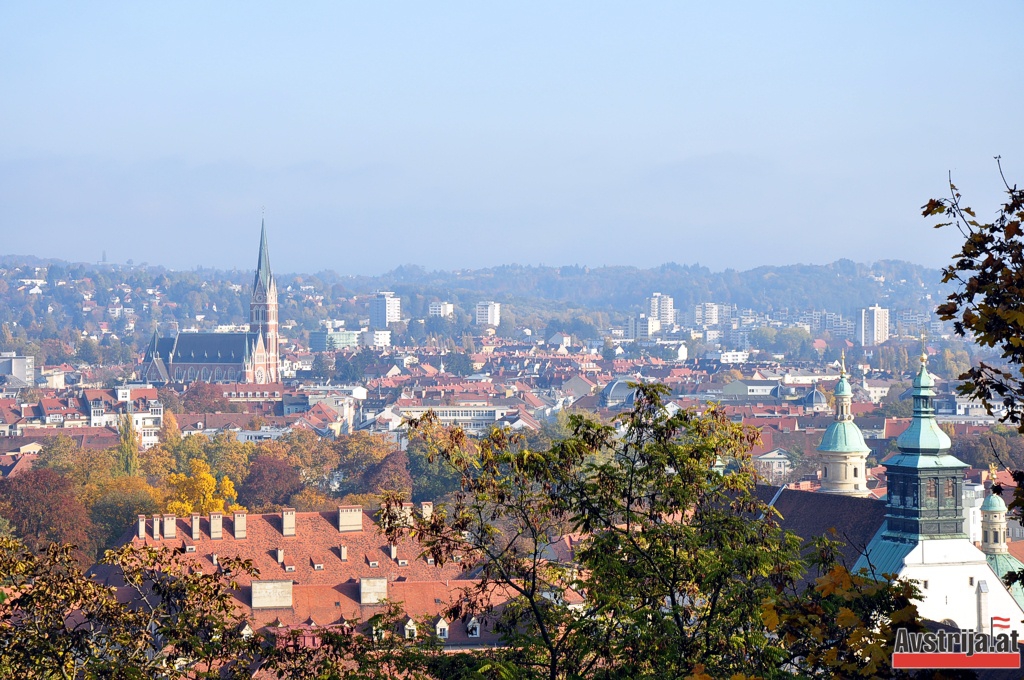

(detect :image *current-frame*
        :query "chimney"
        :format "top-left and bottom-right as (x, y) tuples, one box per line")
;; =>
(137, 514), (146, 540)
(210, 512), (223, 540)
(421, 501), (433, 520)
(233, 512), (247, 539)
(401, 502), (414, 526)
(389, 544), (398, 560)
(152, 514), (162, 541)
(276, 548), (285, 564)
(282, 508), (296, 537)
(339, 545), (348, 561)
(338, 506), (362, 532)
(162, 514), (176, 539)
(191, 513), (201, 540)
(212, 553), (218, 566)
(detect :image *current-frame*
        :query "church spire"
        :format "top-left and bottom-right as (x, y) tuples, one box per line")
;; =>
(254, 218), (273, 294)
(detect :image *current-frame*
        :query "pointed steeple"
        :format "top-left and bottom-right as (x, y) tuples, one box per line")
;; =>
(253, 218), (273, 293)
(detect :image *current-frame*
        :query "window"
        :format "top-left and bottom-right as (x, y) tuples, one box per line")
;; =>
(467, 618), (480, 638)
(369, 561), (379, 568)
(823, 467), (828, 479)
(922, 580), (929, 590)
(984, 531), (989, 543)
(398, 559), (408, 567)
(970, 577), (975, 586)
(404, 623), (417, 640)
(927, 479), (938, 499)
(853, 467), (859, 478)
(436, 624), (448, 639)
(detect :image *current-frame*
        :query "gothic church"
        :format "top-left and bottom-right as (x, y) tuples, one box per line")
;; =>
(141, 222), (281, 385)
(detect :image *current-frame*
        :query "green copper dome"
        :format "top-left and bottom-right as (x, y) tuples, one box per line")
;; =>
(981, 494), (1008, 512)
(818, 420), (870, 454)
(834, 375), (852, 397)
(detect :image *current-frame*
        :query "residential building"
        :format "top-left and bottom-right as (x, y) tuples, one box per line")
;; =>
(428, 301), (454, 318)
(475, 301), (501, 326)
(360, 330), (392, 349)
(627, 314), (660, 340)
(647, 292), (675, 326)
(370, 292), (401, 329)
(0, 352), (35, 385)
(857, 304), (890, 346)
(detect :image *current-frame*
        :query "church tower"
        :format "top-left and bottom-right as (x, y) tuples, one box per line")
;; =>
(882, 354), (968, 540)
(249, 220), (280, 384)
(817, 354), (870, 496)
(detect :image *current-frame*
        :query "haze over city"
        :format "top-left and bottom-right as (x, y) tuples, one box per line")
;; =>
(2, 2), (1022, 274)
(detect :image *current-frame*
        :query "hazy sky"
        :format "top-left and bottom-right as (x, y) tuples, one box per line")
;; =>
(2, 3), (1022, 275)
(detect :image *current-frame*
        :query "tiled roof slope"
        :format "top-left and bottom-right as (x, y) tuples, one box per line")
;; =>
(125, 508), (467, 587)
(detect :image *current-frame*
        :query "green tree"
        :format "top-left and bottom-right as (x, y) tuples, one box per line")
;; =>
(927, 162), (1024, 426)
(0, 537), (260, 678)
(117, 413), (140, 476)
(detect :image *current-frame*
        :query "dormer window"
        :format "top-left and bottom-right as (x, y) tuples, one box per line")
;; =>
(467, 618), (480, 638)
(435, 620), (449, 639)
(368, 561), (379, 568)
(404, 621), (417, 639)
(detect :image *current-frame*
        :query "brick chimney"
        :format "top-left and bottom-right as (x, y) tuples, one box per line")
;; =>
(137, 514), (146, 540)
(338, 506), (362, 532)
(191, 513), (201, 540)
(282, 508), (296, 537)
(210, 512), (223, 540)
(233, 512), (247, 539)
(151, 514), (162, 541)
(162, 514), (176, 539)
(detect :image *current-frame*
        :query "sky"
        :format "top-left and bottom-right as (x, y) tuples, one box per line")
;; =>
(1, 3), (1022, 275)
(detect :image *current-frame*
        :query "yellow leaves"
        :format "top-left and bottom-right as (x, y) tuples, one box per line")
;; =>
(165, 459), (235, 515)
(815, 565), (853, 598)
(835, 606), (861, 629)
(685, 665), (714, 680)
(760, 599), (779, 630)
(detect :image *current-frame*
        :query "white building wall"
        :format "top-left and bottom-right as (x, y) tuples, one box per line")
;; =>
(898, 539), (1024, 637)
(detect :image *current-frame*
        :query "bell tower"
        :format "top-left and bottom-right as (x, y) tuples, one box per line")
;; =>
(250, 219), (280, 383)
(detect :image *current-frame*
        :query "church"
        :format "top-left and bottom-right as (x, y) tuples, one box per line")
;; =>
(140, 222), (281, 385)
(768, 355), (1024, 636)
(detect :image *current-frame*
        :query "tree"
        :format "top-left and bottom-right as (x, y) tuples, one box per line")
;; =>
(311, 352), (334, 380)
(180, 381), (236, 413)
(334, 431), (394, 496)
(0, 537), (260, 678)
(927, 161), (1024, 427)
(91, 476), (161, 549)
(363, 449), (412, 498)
(165, 459), (238, 515)
(237, 454), (303, 511)
(117, 413), (140, 476)
(0, 468), (95, 558)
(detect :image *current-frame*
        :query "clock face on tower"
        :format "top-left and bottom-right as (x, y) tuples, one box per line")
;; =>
(255, 368), (265, 383)
(254, 291), (266, 303)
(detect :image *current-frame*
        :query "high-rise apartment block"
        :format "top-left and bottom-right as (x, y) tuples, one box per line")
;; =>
(694, 302), (720, 328)
(627, 314), (661, 340)
(647, 292), (675, 326)
(475, 301), (501, 326)
(857, 304), (890, 346)
(429, 301), (454, 318)
(370, 292), (401, 329)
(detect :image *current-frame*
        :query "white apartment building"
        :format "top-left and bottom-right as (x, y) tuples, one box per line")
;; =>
(857, 304), (890, 346)
(370, 292), (401, 329)
(429, 301), (454, 318)
(360, 329), (392, 349)
(475, 301), (501, 326)
(627, 314), (661, 340)
(647, 292), (675, 326)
